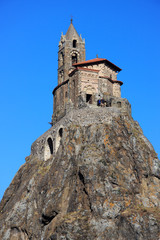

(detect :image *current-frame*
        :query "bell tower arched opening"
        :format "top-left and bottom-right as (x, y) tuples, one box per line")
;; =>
(73, 40), (77, 48)
(72, 53), (77, 64)
(57, 21), (85, 85)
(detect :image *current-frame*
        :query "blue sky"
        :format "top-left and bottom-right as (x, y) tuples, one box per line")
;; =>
(0, 0), (160, 200)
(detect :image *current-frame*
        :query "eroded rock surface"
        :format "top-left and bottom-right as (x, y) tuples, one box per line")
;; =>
(0, 108), (160, 239)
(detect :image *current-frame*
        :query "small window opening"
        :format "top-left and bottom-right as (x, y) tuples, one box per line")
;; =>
(47, 137), (53, 154)
(65, 91), (67, 98)
(86, 94), (92, 104)
(73, 40), (77, 48)
(59, 128), (63, 138)
(117, 102), (121, 108)
(72, 54), (77, 64)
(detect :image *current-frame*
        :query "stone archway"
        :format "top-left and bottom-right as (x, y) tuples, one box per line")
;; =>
(44, 136), (54, 161)
(55, 126), (63, 152)
(83, 85), (96, 104)
(70, 50), (80, 65)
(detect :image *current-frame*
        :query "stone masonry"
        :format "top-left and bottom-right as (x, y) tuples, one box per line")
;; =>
(52, 20), (130, 124)
(30, 104), (131, 161)
(29, 20), (132, 161)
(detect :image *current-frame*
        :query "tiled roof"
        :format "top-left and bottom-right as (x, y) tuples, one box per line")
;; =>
(73, 58), (122, 72)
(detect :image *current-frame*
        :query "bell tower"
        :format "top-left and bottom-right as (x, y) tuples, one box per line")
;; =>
(58, 19), (85, 84)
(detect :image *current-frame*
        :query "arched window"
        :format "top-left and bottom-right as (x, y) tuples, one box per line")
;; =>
(55, 127), (63, 152)
(59, 128), (63, 137)
(73, 40), (77, 48)
(44, 137), (54, 160)
(72, 53), (77, 64)
(47, 138), (53, 154)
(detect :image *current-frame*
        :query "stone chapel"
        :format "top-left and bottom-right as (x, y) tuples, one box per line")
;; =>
(30, 20), (131, 161)
(52, 20), (131, 124)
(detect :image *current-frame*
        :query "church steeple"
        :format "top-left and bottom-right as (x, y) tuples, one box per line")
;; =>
(58, 21), (85, 84)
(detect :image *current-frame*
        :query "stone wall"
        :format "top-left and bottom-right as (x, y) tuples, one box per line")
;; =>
(69, 72), (79, 107)
(53, 62), (123, 123)
(31, 101), (131, 162)
(58, 35), (85, 84)
(52, 81), (68, 122)
(99, 78), (113, 96)
(83, 63), (118, 80)
(113, 83), (121, 97)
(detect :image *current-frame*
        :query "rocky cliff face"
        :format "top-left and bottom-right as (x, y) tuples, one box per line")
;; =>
(0, 107), (160, 240)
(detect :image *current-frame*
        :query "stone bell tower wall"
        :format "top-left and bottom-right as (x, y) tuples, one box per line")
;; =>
(57, 22), (85, 85)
